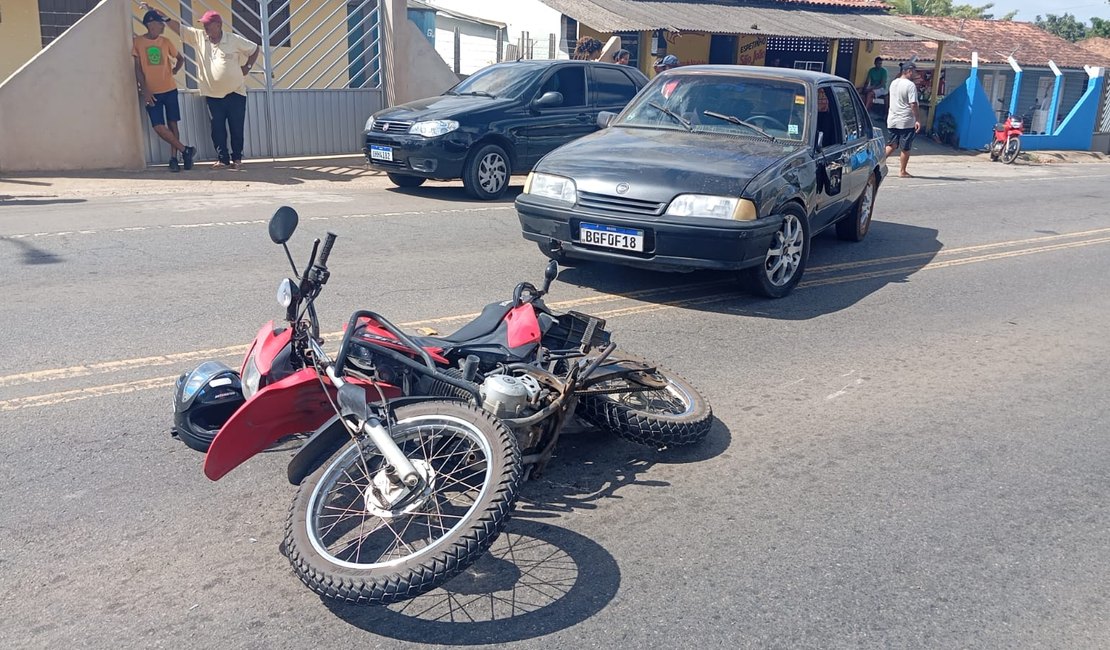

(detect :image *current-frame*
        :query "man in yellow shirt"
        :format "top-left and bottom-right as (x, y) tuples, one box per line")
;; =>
(143, 4), (259, 170)
(133, 10), (195, 172)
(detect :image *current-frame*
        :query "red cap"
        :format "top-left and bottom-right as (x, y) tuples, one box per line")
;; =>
(198, 10), (222, 24)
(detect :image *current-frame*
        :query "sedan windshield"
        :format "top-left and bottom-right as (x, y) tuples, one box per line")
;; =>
(619, 74), (809, 142)
(447, 63), (543, 99)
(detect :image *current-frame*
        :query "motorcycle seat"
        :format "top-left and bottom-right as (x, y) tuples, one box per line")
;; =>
(440, 300), (514, 343)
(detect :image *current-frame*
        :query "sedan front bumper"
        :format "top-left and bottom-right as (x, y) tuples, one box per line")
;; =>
(516, 195), (785, 272)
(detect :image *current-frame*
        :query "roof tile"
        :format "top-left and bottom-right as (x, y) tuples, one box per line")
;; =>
(880, 17), (1110, 69)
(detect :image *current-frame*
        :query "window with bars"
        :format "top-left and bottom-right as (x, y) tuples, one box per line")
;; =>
(38, 0), (99, 48)
(233, 0), (291, 48)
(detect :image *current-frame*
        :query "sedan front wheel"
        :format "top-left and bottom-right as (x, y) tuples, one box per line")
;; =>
(744, 204), (810, 298)
(463, 143), (510, 200)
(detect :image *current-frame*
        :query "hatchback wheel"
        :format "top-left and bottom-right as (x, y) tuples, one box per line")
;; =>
(836, 174), (877, 242)
(745, 204), (810, 298)
(463, 143), (510, 200)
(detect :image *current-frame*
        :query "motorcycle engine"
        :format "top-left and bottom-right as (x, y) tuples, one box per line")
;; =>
(480, 374), (541, 420)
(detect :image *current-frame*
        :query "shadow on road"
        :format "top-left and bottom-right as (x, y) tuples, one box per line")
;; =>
(385, 182), (524, 204)
(322, 421), (731, 644)
(0, 236), (63, 265)
(553, 221), (942, 320)
(0, 157), (379, 187)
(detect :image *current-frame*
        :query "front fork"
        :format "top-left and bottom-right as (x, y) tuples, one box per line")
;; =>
(323, 364), (421, 487)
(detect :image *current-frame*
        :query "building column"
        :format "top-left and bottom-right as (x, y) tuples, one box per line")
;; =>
(926, 41), (946, 133)
(828, 39), (839, 75)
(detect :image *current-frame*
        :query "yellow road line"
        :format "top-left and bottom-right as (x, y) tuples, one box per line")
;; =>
(0, 376), (178, 412)
(3, 226), (1110, 398)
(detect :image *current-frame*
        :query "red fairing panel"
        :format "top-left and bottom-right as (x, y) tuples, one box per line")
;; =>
(255, 322), (292, 374)
(203, 368), (333, 480)
(505, 304), (541, 348)
(202, 369), (404, 481)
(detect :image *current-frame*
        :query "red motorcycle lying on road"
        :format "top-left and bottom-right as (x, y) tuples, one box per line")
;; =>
(173, 206), (712, 605)
(990, 110), (1024, 164)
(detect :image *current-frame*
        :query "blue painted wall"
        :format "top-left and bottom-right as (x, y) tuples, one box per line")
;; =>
(1021, 74), (1104, 150)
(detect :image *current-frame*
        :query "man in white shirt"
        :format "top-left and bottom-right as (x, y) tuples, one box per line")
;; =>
(145, 4), (260, 170)
(885, 62), (921, 178)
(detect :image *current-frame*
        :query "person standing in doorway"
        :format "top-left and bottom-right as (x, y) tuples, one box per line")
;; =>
(885, 62), (920, 178)
(133, 10), (195, 172)
(144, 4), (260, 170)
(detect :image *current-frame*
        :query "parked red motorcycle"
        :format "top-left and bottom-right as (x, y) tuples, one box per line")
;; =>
(173, 206), (712, 605)
(990, 111), (1023, 164)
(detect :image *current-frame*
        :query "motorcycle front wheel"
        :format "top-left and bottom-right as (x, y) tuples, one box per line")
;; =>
(285, 400), (521, 605)
(1001, 136), (1021, 164)
(580, 364), (712, 447)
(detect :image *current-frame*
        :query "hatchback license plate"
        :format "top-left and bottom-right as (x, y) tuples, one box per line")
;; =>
(579, 223), (644, 252)
(369, 145), (393, 162)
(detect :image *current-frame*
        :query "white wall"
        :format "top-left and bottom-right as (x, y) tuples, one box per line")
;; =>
(426, 0), (567, 58)
(435, 17), (500, 74)
(0, 0), (145, 171)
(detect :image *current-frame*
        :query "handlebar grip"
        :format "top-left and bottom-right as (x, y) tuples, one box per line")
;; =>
(318, 232), (337, 267)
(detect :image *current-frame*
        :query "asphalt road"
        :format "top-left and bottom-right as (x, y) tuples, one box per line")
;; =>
(2, 158), (1109, 649)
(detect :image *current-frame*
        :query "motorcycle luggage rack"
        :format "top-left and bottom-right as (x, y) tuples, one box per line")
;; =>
(545, 311), (611, 351)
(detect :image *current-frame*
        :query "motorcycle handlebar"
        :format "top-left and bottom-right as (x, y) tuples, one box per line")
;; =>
(318, 232), (337, 267)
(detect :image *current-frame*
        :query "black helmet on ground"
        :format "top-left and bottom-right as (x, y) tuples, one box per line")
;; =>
(172, 361), (245, 452)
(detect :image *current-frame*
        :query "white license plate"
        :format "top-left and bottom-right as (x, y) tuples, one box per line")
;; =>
(579, 223), (644, 252)
(369, 145), (393, 162)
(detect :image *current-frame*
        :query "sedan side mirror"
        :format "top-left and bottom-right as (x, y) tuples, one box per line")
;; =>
(597, 111), (617, 128)
(533, 91), (564, 109)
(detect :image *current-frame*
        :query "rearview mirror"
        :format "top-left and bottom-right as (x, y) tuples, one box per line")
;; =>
(533, 91), (563, 109)
(597, 111), (617, 128)
(541, 259), (559, 293)
(269, 206), (299, 244)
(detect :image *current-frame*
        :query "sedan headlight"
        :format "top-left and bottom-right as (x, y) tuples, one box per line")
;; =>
(409, 120), (459, 137)
(666, 195), (758, 221)
(525, 172), (577, 205)
(241, 355), (261, 399)
(364, 116), (375, 132)
(277, 278), (298, 308)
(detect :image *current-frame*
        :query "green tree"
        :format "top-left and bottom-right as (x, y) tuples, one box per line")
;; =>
(1034, 13), (1088, 41)
(1090, 17), (1110, 38)
(889, 0), (1012, 19)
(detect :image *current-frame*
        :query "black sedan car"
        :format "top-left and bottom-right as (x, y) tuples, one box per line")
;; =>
(515, 66), (888, 297)
(363, 60), (648, 200)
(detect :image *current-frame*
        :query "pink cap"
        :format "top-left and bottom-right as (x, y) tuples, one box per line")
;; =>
(198, 10), (222, 24)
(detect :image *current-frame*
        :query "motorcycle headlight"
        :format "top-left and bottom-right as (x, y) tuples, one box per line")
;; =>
(409, 120), (459, 137)
(277, 278), (298, 308)
(364, 116), (375, 132)
(666, 195), (757, 221)
(525, 172), (577, 205)
(241, 356), (262, 399)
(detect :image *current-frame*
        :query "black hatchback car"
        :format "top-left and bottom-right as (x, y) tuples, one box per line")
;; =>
(515, 66), (888, 297)
(363, 60), (649, 200)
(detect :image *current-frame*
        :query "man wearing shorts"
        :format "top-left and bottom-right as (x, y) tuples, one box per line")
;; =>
(886, 62), (920, 178)
(133, 10), (195, 172)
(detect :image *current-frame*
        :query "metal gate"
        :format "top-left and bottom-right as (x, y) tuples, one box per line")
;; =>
(137, 0), (384, 164)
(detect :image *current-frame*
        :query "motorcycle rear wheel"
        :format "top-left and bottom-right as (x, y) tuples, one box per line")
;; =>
(1001, 137), (1021, 164)
(285, 400), (521, 604)
(580, 365), (712, 447)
